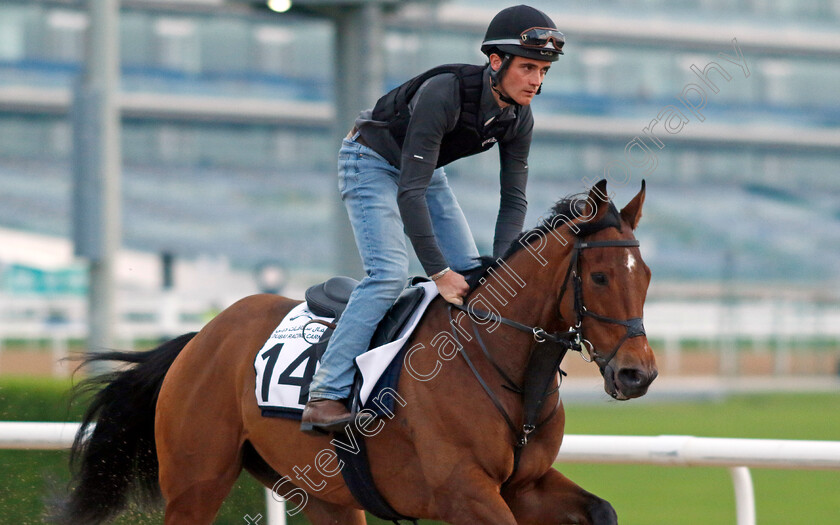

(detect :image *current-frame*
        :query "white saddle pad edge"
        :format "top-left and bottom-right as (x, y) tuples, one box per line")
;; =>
(355, 280), (439, 405)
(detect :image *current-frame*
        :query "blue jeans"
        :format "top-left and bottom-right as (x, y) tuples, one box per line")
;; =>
(308, 136), (480, 401)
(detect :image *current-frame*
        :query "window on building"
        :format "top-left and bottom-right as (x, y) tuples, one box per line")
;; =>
(158, 125), (197, 164)
(418, 33), (477, 72)
(122, 123), (155, 165)
(580, 48), (617, 96)
(677, 150), (702, 183)
(760, 153), (784, 185)
(791, 154), (840, 191)
(121, 12), (153, 68)
(540, 51), (584, 96)
(0, 6), (28, 61)
(254, 25), (294, 76)
(49, 121), (71, 158)
(273, 128), (331, 171)
(582, 144), (607, 174)
(196, 125), (267, 168)
(255, 21), (332, 82)
(200, 19), (250, 74)
(154, 17), (200, 73)
(385, 32), (422, 79)
(527, 140), (583, 180)
(46, 9), (87, 63)
(787, 59), (840, 108)
(0, 116), (50, 159)
(759, 58), (792, 106)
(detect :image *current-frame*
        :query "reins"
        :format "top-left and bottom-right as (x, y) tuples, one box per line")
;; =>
(447, 304), (567, 487)
(448, 235), (646, 486)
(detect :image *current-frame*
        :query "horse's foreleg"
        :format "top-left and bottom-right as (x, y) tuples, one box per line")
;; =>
(503, 468), (617, 525)
(436, 490), (519, 525)
(429, 470), (519, 525)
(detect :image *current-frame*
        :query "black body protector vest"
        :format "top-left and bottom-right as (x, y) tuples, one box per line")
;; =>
(371, 64), (516, 168)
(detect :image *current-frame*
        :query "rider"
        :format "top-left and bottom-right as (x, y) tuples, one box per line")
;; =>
(302, 4), (564, 433)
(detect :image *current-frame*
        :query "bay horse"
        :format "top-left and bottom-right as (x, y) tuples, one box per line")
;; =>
(54, 180), (657, 525)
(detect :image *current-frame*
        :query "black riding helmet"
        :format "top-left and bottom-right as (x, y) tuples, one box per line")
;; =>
(481, 4), (564, 62)
(481, 5), (564, 104)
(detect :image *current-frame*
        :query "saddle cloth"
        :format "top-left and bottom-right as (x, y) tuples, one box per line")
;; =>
(255, 280), (439, 418)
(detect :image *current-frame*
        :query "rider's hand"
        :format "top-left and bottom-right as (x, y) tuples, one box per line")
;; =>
(434, 270), (469, 306)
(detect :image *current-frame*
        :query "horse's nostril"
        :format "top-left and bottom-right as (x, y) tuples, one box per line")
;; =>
(617, 368), (646, 388)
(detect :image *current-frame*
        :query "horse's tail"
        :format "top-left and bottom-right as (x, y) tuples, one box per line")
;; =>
(48, 332), (197, 525)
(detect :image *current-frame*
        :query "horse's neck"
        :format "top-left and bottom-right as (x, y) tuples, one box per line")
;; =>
(480, 244), (571, 323)
(463, 243), (574, 375)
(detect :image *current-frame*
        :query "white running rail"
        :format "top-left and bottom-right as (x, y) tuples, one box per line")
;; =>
(4, 422), (840, 525)
(556, 434), (840, 525)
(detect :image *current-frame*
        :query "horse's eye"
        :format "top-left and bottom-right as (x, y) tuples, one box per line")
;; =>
(591, 273), (609, 286)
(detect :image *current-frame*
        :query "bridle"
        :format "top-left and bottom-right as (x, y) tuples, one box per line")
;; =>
(557, 238), (647, 370)
(454, 237), (646, 371)
(447, 231), (647, 483)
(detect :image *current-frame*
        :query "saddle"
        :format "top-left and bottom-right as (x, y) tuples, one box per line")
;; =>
(305, 276), (427, 524)
(304, 276), (428, 349)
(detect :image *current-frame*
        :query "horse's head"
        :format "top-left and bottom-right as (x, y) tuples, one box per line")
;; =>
(559, 180), (657, 400)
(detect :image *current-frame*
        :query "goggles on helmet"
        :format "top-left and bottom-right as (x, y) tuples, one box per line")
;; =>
(482, 27), (565, 56)
(519, 27), (565, 52)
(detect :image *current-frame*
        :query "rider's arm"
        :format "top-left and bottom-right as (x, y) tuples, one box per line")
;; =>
(494, 106), (533, 259)
(396, 73), (461, 277)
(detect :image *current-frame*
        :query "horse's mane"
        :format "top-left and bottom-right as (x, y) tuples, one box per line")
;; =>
(463, 193), (621, 290)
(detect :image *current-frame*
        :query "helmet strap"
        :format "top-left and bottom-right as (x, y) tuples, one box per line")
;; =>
(491, 84), (517, 106)
(489, 54), (518, 106)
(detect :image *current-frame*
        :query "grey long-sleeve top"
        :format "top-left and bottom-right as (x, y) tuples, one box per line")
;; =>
(355, 66), (533, 276)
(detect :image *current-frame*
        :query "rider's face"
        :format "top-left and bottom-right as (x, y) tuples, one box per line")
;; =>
(491, 55), (552, 107)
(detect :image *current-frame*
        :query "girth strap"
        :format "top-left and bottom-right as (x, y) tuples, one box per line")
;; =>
(333, 431), (418, 524)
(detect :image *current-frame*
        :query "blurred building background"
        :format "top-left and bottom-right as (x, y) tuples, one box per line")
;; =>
(0, 0), (838, 378)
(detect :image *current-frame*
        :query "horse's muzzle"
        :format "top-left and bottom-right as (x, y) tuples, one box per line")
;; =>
(602, 363), (658, 400)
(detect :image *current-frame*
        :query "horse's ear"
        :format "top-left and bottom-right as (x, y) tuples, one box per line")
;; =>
(620, 180), (646, 230)
(583, 179), (611, 221)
